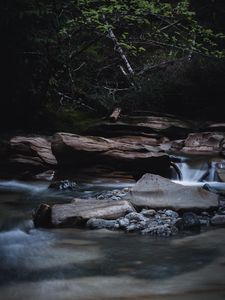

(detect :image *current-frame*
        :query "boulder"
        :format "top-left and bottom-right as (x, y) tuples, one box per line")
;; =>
(181, 132), (225, 156)
(32, 204), (52, 228)
(51, 133), (170, 175)
(33, 198), (135, 228)
(128, 173), (219, 211)
(8, 136), (57, 169)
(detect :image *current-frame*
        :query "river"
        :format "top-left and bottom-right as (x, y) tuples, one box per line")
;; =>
(0, 161), (225, 299)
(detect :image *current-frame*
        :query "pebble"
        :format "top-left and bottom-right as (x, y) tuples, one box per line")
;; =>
(141, 209), (156, 217)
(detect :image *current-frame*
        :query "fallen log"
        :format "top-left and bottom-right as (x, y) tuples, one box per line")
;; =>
(109, 107), (122, 122)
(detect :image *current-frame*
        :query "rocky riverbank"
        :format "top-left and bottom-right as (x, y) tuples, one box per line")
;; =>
(32, 174), (225, 236)
(2, 113), (225, 237)
(1, 114), (225, 181)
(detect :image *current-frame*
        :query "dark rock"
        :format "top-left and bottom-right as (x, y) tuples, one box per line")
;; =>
(126, 223), (144, 232)
(164, 210), (179, 218)
(3, 136), (57, 170)
(141, 224), (178, 236)
(141, 209), (157, 217)
(211, 215), (225, 225)
(86, 115), (194, 139)
(176, 212), (200, 231)
(125, 212), (147, 223)
(86, 218), (117, 230)
(116, 217), (130, 228)
(202, 184), (219, 194)
(215, 162), (225, 182)
(49, 180), (77, 191)
(51, 133), (170, 175)
(199, 216), (210, 226)
(32, 204), (52, 228)
(128, 173), (219, 211)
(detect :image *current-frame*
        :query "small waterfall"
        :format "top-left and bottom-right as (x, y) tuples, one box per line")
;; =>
(172, 157), (225, 192)
(207, 162), (218, 182)
(176, 160), (209, 182)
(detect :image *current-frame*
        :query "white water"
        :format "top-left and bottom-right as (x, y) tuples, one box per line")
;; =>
(173, 180), (225, 190)
(176, 161), (209, 182)
(0, 180), (48, 193)
(1, 171), (225, 299)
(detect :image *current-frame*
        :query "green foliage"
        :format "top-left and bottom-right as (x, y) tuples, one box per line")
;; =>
(119, 57), (225, 120)
(1, 0), (225, 131)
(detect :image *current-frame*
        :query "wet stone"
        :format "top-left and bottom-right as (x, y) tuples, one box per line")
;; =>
(86, 218), (117, 230)
(125, 212), (147, 223)
(49, 180), (77, 191)
(199, 217), (210, 226)
(141, 224), (178, 237)
(164, 210), (179, 218)
(141, 209), (157, 217)
(96, 188), (129, 201)
(176, 212), (200, 231)
(211, 214), (225, 225)
(117, 217), (130, 228)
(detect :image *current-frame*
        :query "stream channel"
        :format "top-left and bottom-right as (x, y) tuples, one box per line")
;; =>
(0, 156), (225, 300)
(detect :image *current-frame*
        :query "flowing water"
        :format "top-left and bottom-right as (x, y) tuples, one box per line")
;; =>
(0, 164), (225, 300)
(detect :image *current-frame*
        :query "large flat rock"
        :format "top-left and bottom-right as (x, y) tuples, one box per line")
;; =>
(51, 133), (170, 175)
(128, 173), (219, 211)
(87, 115), (195, 139)
(8, 136), (57, 168)
(33, 199), (135, 228)
(52, 199), (135, 226)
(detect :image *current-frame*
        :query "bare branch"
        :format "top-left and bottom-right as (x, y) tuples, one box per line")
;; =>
(73, 62), (86, 72)
(137, 58), (186, 76)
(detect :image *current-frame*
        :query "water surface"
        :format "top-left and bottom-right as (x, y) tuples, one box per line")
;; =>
(0, 178), (225, 300)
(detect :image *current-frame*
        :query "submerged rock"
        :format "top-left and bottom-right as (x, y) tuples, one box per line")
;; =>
(128, 173), (219, 211)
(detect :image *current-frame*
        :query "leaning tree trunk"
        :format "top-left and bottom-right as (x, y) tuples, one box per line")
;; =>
(102, 15), (138, 89)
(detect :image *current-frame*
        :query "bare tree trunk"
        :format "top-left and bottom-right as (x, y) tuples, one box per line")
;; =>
(103, 15), (135, 76)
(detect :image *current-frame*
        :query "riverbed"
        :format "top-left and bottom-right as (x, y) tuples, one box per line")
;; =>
(0, 175), (225, 300)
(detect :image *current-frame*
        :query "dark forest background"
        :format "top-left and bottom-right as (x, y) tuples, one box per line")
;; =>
(1, 0), (225, 132)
